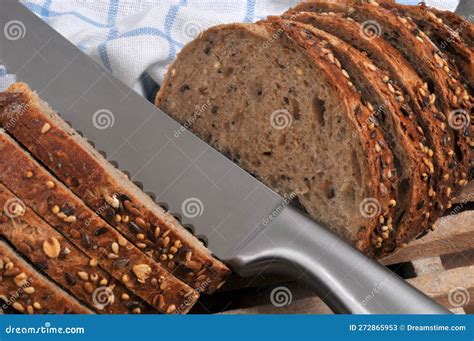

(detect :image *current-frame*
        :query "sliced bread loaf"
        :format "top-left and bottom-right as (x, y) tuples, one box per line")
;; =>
(0, 240), (93, 314)
(280, 12), (455, 240)
(0, 184), (155, 314)
(0, 83), (230, 294)
(285, 0), (471, 209)
(0, 131), (198, 314)
(156, 22), (398, 255)
(268, 13), (435, 254)
(429, 6), (474, 48)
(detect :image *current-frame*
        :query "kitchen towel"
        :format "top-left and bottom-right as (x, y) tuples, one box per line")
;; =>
(0, 0), (463, 94)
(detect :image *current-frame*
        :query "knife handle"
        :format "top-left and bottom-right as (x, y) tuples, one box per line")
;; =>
(228, 205), (450, 314)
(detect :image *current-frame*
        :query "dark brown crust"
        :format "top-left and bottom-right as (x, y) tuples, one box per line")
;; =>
(0, 132), (198, 314)
(0, 184), (156, 314)
(379, 2), (474, 91)
(0, 240), (93, 314)
(284, 0), (471, 241)
(279, 11), (453, 251)
(429, 6), (474, 48)
(0, 83), (230, 294)
(274, 12), (435, 256)
(262, 19), (398, 256)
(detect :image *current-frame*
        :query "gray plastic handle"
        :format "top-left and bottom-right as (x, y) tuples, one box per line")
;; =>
(229, 205), (450, 314)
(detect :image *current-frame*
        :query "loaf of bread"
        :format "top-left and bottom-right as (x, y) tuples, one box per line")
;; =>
(157, 22), (400, 255)
(0, 83), (230, 294)
(0, 131), (198, 314)
(0, 240), (93, 314)
(0, 184), (155, 314)
(280, 10), (465, 238)
(156, 2), (472, 255)
(266, 13), (434, 256)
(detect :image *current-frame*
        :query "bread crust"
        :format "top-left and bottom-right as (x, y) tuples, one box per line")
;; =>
(274, 13), (436, 255)
(429, 6), (474, 48)
(0, 184), (156, 314)
(0, 82), (230, 294)
(0, 132), (198, 314)
(0, 240), (93, 314)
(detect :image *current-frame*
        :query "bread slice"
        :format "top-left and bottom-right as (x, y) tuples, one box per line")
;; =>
(0, 82), (230, 294)
(379, 2), (474, 91)
(284, 1), (471, 209)
(156, 22), (398, 255)
(0, 240), (93, 314)
(0, 131), (198, 314)
(279, 12), (455, 240)
(0, 184), (155, 314)
(429, 6), (474, 48)
(268, 13), (435, 254)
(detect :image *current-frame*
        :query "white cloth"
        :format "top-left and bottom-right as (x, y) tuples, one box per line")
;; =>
(0, 0), (462, 93)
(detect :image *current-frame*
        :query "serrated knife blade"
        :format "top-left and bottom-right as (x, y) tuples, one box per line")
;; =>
(0, 0), (449, 314)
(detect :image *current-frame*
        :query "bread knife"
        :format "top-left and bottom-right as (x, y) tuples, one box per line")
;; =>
(0, 0), (449, 314)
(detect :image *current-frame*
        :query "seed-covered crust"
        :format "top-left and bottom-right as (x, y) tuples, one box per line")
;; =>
(0, 82), (230, 294)
(274, 12), (435, 256)
(0, 184), (156, 314)
(428, 6), (474, 49)
(0, 132), (198, 314)
(261, 19), (398, 256)
(0, 240), (93, 314)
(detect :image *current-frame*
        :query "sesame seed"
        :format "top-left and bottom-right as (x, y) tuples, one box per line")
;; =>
(118, 236), (128, 247)
(63, 215), (77, 223)
(121, 293), (130, 301)
(33, 302), (42, 310)
(381, 225), (389, 232)
(41, 123), (51, 134)
(114, 214), (122, 223)
(52, 205), (60, 214)
(100, 278), (108, 286)
(375, 143), (382, 153)
(111, 242), (119, 254)
(381, 232), (389, 239)
(416, 36), (424, 43)
(24, 286), (35, 294)
(389, 199), (397, 207)
(137, 233), (145, 240)
(342, 69), (350, 79)
(77, 271), (89, 281)
(388, 83), (396, 93)
(458, 179), (468, 186)
(367, 64), (377, 71)
(25, 171), (33, 178)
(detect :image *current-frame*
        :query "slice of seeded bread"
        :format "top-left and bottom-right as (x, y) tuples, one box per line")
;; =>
(0, 240), (93, 314)
(284, 0), (472, 237)
(279, 11), (454, 243)
(156, 22), (398, 256)
(379, 2), (474, 91)
(0, 83), (230, 294)
(0, 131), (198, 314)
(269, 13), (434, 255)
(0, 184), (156, 314)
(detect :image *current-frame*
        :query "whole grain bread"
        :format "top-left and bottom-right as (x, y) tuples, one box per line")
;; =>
(0, 131), (198, 314)
(156, 22), (398, 256)
(268, 13), (435, 255)
(0, 184), (155, 314)
(0, 83), (229, 294)
(279, 11), (454, 243)
(0, 240), (93, 314)
(428, 6), (474, 48)
(284, 0), (472, 240)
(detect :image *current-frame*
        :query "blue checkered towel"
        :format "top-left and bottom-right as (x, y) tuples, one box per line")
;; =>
(0, 0), (462, 94)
